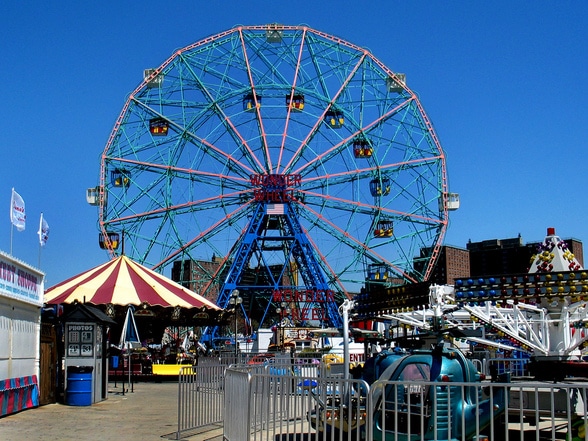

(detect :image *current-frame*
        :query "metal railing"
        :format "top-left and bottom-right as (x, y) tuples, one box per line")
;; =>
(176, 364), (226, 439)
(469, 355), (531, 378)
(225, 367), (366, 441)
(176, 357), (588, 440)
(487, 357), (531, 378)
(222, 365), (588, 441)
(175, 356), (322, 438)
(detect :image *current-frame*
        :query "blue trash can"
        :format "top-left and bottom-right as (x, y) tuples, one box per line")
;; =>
(66, 366), (93, 406)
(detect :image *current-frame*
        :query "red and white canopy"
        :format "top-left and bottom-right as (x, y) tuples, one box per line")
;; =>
(44, 255), (219, 310)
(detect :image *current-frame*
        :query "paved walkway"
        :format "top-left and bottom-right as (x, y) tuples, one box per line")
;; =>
(0, 382), (223, 441)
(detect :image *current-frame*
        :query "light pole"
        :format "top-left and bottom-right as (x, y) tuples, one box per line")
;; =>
(229, 290), (242, 358)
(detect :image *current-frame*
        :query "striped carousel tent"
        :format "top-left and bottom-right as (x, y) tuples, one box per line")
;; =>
(44, 255), (220, 313)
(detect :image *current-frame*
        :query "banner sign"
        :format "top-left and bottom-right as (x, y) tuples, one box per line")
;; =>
(38, 213), (49, 247)
(67, 324), (94, 357)
(10, 188), (26, 232)
(0, 252), (44, 307)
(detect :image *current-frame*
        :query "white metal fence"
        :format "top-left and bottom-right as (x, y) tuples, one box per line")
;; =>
(223, 366), (588, 441)
(484, 357), (531, 378)
(175, 358), (588, 440)
(175, 356), (325, 439)
(176, 364), (226, 439)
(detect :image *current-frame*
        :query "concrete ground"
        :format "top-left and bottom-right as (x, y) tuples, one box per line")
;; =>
(0, 382), (223, 441)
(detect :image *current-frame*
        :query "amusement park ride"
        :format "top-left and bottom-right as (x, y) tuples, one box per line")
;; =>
(86, 24), (588, 378)
(81, 23), (588, 441)
(87, 24), (458, 346)
(354, 227), (588, 380)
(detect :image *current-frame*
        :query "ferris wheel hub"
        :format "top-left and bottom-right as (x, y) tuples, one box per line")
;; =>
(251, 174), (301, 203)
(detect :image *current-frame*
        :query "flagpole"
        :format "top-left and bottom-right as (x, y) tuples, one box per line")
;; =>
(10, 187), (14, 255)
(38, 212), (42, 268)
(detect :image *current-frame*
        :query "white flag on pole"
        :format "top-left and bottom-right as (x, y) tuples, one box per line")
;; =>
(10, 188), (26, 232)
(38, 213), (49, 246)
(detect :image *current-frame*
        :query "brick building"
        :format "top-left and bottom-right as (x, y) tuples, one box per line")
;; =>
(171, 257), (225, 301)
(425, 245), (470, 285)
(423, 232), (584, 284)
(466, 235), (533, 276)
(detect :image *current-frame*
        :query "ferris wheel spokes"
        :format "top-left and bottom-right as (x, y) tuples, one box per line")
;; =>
(296, 203), (419, 284)
(97, 26), (450, 339)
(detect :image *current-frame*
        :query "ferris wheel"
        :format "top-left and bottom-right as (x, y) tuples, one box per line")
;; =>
(89, 24), (454, 330)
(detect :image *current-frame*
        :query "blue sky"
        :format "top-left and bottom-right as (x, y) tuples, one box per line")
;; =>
(1, 2), (587, 287)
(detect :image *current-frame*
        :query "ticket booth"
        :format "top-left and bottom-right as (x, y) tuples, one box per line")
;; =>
(62, 304), (115, 405)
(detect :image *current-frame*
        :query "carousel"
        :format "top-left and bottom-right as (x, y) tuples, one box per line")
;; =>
(43, 255), (228, 379)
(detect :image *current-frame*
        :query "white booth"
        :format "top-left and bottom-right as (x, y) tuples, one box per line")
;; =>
(0, 251), (44, 416)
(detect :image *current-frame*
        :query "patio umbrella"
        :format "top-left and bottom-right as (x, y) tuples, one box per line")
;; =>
(119, 307), (141, 350)
(44, 255), (219, 311)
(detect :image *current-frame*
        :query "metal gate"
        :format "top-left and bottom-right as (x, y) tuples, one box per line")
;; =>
(176, 364), (226, 439)
(174, 357), (325, 440)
